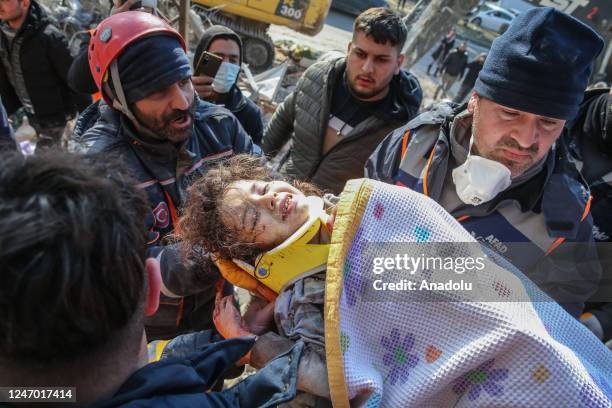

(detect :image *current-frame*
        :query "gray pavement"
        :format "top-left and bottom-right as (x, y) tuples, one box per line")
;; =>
(269, 9), (355, 54)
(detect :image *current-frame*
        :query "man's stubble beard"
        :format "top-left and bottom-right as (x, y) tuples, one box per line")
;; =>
(133, 97), (197, 144)
(471, 107), (537, 178)
(346, 68), (393, 101)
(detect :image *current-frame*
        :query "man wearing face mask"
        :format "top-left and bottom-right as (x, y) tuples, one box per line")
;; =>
(192, 26), (264, 145)
(366, 7), (604, 318)
(72, 12), (258, 340)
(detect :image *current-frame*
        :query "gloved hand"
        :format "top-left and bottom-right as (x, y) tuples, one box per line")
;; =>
(214, 256), (277, 302)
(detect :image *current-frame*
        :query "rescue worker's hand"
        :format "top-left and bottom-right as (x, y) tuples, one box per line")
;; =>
(214, 257), (277, 302)
(192, 75), (216, 100)
(213, 282), (253, 365)
(213, 282), (251, 339)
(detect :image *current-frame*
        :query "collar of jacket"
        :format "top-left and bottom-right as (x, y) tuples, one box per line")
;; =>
(417, 103), (590, 239)
(118, 112), (190, 163)
(327, 57), (422, 123)
(72, 100), (102, 141)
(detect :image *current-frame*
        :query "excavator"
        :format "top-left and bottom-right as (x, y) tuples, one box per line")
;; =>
(42, 0), (331, 72)
(191, 0), (332, 71)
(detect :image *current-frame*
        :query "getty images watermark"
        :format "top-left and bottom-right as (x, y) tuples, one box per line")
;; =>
(358, 242), (611, 303)
(371, 252), (485, 292)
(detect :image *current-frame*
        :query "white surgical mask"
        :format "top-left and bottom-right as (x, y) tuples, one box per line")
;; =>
(452, 135), (511, 206)
(212, 62), (240, 94)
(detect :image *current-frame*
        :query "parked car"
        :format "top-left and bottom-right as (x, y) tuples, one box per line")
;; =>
(469, 4), (517, 33)
(331, 0), (390, 16)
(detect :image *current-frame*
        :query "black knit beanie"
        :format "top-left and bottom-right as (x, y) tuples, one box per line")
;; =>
(474, 7), (604, 120)
(116, 34), (192, 104)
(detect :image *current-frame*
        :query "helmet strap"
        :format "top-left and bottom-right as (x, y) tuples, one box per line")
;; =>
(109, 60), (137, 123)
(107, 61), (166, 141)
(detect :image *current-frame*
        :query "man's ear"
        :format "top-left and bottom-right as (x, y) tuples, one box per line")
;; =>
(396, 54), (405, 75)
(467, 92), (479, 113)
(347, 41), (352, 54)
(144, 258), (162, 317)
(22, 0), (31, 9)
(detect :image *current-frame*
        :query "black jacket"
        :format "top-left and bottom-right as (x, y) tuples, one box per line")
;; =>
(219, 85), (264, 144)
(565, 88), (612, 343)
(0, 1), (90, 127)
(442, 49), (468, 78)
(72, 98), (259, 340)
(0, 97), (16, 151)
(92, 337), (304, 408)
(431, 35), (455, 61)
(460, 59), (484, 88)
(565, 88), (612, 244)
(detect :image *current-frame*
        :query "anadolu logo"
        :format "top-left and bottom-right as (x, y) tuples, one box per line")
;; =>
(153, 202), (170, 229)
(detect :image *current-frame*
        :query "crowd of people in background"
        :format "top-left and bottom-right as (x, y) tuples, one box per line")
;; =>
(0, 0), (611, 406)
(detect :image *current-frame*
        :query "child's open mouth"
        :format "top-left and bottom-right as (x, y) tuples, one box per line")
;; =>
(280, 194), (294, 221)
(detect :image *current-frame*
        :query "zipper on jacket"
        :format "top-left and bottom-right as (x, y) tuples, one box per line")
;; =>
(308, 64), (336, 178)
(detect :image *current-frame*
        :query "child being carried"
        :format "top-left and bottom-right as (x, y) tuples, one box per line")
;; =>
(179, 154), (335, 407)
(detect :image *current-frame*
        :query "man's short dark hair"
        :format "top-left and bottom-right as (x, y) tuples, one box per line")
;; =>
(0, 152), (149, 364)
(209, 34), (240, 50)
(353, 7), (408, 51)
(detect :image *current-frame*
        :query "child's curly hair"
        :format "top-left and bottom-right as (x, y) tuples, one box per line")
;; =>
(179, 154), (322, 262)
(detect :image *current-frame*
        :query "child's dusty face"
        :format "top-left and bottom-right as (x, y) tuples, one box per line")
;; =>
(220, 180), (311, 249)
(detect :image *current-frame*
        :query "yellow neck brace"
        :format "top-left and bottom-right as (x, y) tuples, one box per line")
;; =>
(234, 196), (331, 294)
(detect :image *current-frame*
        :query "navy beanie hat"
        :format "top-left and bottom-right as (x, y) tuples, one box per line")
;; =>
(116, 35), (192, 104)
(474, 7), (604, 120)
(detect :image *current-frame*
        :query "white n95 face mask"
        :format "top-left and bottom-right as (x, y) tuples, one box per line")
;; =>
(212, 62), (240, 94)
(452, 135), (511, 206)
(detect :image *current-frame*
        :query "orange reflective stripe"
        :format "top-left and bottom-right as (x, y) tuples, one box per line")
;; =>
(456, 215), (470, 222)
(545, 237), (566, 256)
(146, 230), (160, 245)
(581, 195), (592, 222)
(400, 129), (411, 159)
(545, 194), (592, 256)
(163, 191), (180, 234)
(422, 145), (437, 197)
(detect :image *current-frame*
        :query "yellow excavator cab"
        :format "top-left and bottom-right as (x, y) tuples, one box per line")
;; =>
(192, 0), (331, 71)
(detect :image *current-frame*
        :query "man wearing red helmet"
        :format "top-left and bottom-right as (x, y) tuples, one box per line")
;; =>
(72, 11), (259, 341)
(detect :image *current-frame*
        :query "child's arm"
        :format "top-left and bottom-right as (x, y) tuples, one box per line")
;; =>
(214, 289), (330, 399)
(243, 295), (276, 335)
(250, 332), (330, 399)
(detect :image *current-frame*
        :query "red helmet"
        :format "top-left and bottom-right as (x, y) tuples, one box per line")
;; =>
(88, 11), (186, 109)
